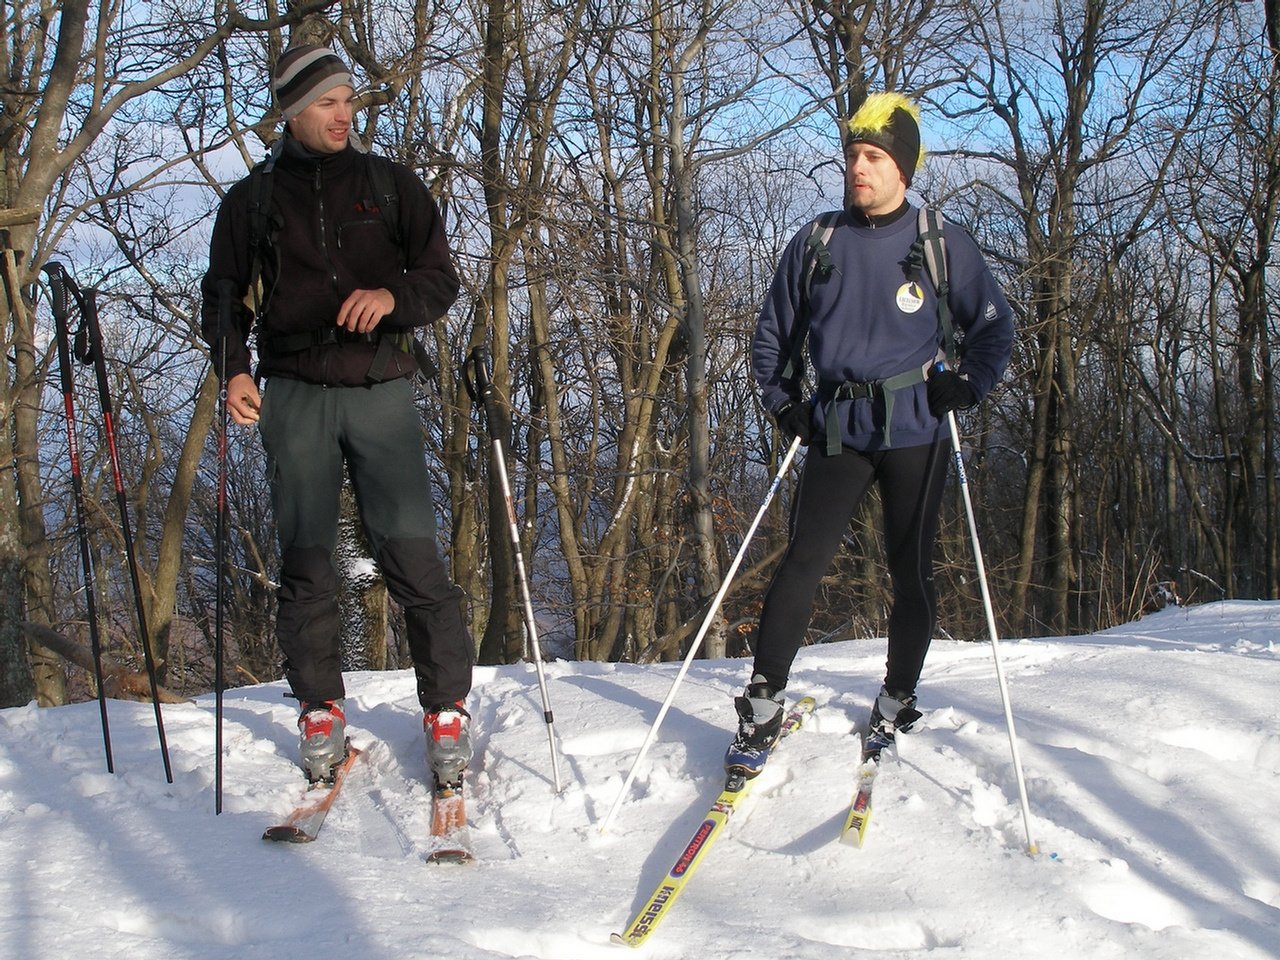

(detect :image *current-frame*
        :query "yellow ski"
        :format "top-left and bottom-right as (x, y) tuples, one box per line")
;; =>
(839, 757), (878, 847)
(611, 696), (816, 948)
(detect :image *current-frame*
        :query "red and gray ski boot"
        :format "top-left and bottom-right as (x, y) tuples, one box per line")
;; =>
(425, 702), (473, 788)
(298, 698), (347, 783)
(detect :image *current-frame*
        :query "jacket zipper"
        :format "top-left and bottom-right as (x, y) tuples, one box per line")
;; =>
(314, 162), (342, 384)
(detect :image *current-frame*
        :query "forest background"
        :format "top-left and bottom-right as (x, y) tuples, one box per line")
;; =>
(1, 0), (1276, 709)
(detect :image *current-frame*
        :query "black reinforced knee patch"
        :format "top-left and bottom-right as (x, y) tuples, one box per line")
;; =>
(279, 545), (340, 602)
(377, 538), (473, 708)
(276, 545), (343, 702)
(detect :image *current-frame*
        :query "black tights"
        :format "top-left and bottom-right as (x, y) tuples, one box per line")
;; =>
(752, 440), (949, 695)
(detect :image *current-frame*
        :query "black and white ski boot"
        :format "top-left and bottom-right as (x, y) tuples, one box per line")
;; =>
(864, 686), (922, 761)
(724, 675), (785, 777)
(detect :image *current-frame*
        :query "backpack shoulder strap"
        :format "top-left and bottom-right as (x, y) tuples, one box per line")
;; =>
(365, 153), (403, 254)
(781, 210), (842, 385)
(915, 205), (956, 365)
(362, 153), (441, 382)
(246, 159), (273, 293)
(245, 140), (287, 321)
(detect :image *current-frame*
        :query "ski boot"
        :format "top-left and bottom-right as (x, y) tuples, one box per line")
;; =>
(425, 702), (473, 789)
(724, 674), (785, 777)
(298, 698), (347, 783)
(864, 686), (922, 761)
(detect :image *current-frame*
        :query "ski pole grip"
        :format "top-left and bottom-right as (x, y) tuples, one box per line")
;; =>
(43, 263), (68, 323)
(466, 344), (507, 440)
(469, 343), (493, 395)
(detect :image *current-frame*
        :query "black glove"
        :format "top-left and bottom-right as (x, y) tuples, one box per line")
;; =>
(927, 369), (977, 418)
(774, 399), (814, 446)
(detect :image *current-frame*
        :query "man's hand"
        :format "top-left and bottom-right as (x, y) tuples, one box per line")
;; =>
(337, 287), (395, 334)
(926, 368), (977, 419)
(774, 399), (814, 447)
(225, 372), (262, 425)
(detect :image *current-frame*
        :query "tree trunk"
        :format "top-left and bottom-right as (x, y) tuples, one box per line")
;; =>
(148, 368), (220, 688)
(337, 483), (389, 672)
(0, 250), (35, 706)
(6, 251), (66, 705)
(671, 110), (726, 659)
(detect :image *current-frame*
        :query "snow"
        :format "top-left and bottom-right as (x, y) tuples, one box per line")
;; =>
(2, 600), (1279, 959)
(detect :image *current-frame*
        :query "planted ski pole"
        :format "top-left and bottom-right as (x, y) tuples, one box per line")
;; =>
(599, 434), (804, 834)
(43, 262), (113, 773)
(465, 344), (562, 793)
(70, 273), (172, 783)
(943, 398), (1037, 854)
(214, 279), (237, 814)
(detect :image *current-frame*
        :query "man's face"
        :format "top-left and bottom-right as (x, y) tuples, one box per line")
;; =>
(844, 142), (907, 216)
(287, 86), (355, 154)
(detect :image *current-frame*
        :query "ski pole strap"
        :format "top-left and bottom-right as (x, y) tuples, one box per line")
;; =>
(216, 280), (238, 337)
(216, 280), (237, 381)
(819, 366), (927, 454)
(67, 284), (104, 369)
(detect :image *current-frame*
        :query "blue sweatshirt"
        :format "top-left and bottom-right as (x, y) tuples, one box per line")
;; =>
(752, 205), (1015, 452)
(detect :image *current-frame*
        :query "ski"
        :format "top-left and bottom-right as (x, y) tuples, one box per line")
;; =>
(839, 752), (878, 847)
(262, 744), (362, 843)
(841, 722), (899, 847)
(610, 696), (816, 949)
(426, 776), (474, 864)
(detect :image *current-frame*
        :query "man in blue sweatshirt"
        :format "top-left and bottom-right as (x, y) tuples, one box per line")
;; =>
(727, 92), (1015, 771)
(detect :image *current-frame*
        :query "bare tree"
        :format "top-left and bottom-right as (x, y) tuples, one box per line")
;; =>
(1, 0), (336, 704)
(935, 0), (1227, 634)
(1168, 5), (1280, 599)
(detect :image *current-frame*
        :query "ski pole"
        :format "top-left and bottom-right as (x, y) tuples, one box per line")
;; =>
(944, 405), (1037, 854)
(465, 344), (562, 793)
(214, 279), (237, 814)
(43, 262), (113, 773)
(599, 434), (804, 834)
(69, 274), (172, 783)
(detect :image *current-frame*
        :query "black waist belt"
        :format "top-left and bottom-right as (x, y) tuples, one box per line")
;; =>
(819, 366), (926, 453)
(265, 327), (380, 354)
(263, 327), (437, 382)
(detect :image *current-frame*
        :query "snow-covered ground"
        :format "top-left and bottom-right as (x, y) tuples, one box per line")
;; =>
(1, 600), (1278, 959)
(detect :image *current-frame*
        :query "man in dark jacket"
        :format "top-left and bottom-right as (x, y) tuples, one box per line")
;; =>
(726, 92), (1015, 773)
(201, 45), (473, 786)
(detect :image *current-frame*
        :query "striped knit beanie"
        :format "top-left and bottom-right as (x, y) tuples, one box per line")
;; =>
(846, 93), (924, 187)
(272, 45), (352, 121)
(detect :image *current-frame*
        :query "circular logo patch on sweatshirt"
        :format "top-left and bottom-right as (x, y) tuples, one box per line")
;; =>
(896, 282), (925, 314)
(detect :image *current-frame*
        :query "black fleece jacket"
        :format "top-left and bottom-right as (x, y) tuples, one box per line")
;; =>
(201, 137), (460, 386)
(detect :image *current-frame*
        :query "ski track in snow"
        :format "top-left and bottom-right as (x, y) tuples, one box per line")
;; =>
(0, 600), (1278, 959)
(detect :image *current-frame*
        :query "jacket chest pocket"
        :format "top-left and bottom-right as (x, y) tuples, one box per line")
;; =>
(336, 216), (392, 250)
